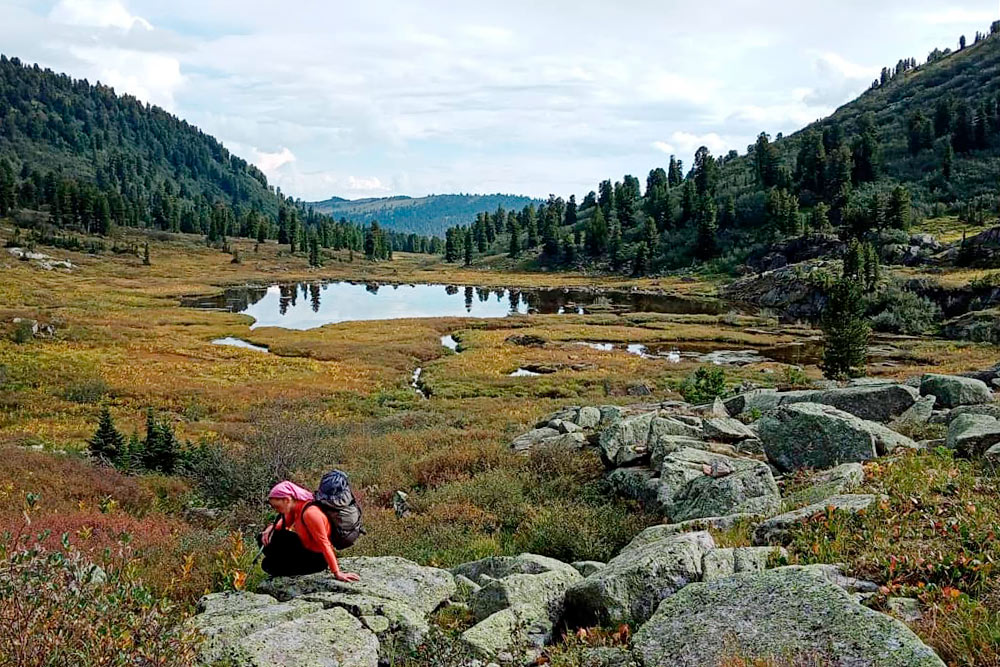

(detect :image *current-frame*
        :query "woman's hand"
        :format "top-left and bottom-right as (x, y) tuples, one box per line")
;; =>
(261, 525), (274, 546)
(334, 571), (360, 582)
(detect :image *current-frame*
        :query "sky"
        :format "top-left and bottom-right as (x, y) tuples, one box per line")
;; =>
(1, 1), (997, 201)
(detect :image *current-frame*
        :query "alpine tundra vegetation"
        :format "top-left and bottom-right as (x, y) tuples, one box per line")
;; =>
(2, 6), (1000, 667)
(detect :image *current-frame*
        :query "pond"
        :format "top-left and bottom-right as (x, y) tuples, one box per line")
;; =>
(185, 282), (729, 330)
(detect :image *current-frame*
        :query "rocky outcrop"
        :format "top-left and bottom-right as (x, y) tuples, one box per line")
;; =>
(757, 403), (916, 472)
(190, 593), (379, 666)
(258, 557), (455, 616)
(564, 530), (714, 627)
(633, 568), (945, 667)
(753, 494), (878, 545)
(920, 373), (993, 408)
(943, 308), (1000, 344)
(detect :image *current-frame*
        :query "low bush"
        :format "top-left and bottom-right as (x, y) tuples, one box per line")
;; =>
(867, 283), (942, 335)
(0, 495), (199, 667)
(59, 376), (110, 404)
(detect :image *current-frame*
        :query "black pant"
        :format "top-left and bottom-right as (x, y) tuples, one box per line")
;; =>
(260, 529), (327, 577)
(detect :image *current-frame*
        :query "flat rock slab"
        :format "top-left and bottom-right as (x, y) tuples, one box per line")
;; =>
(228, 607), (379, 667)
(921, 373), (993, 408)
(633, 568), (944, 667)
(259, 556), (455, 616)
(753, 494), (878, 545)
(451, 553), (577, 584)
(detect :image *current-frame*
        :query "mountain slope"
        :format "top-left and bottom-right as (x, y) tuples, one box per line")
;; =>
(309, 193), (542, 237)
(0, 55), (281, 220)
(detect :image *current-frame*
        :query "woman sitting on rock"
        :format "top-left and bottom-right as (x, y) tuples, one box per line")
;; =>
(259, 481), (360, 581)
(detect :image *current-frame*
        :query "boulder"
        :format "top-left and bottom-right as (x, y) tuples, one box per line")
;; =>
(606, 467), (661, 509)
(191, 595), (325, 663)
(658, 448), (781, 522)
(470, 568), (581, 622)
(701, 546), (786, 581)
(726, 384), (920, 422)
(511, 427), (559, 453)
(887, 597), (923, 623)
(452, 574), (481, 603)
(451, 553), (577, 584)
(920, 373), (993, 408)
(987, 443), (1000, 469)
(890, 394), (936, 430)
(947, 404), (1000, 422)
(649, 415), (702, 440)
(757, 403), (915, 472)
(780, 462), (865, 510)
(259, 556), (455, 616)
(702, 416), (756, 442)
(462, 565), (581, 659)
(946, 413), (1000, 457)
(576, 406), (602, 429)
(633, 568), (944, 667)
(564, 530), (714, 626)
(649, 436), (707, 468)
(599, 412), (656, 466)
(753, 494), (878, 545)
(775, 564), (879, 594)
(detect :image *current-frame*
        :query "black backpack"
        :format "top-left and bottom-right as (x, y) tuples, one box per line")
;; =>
(305, 470), (364, 550)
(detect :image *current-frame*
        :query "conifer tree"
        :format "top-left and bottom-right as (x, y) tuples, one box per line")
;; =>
(464, 229), (473, 266)
(309, 233), (321, 267)
(141, 409), (180, 474)
(88, 405), (125, 462)
(694, 196), (718, 260)
(632, 242), (650, 276)
(508, 219), (520, 258)
(586, 207), (608, 257)
(143, 242), (151, 266)
(821, 275), (870, 380)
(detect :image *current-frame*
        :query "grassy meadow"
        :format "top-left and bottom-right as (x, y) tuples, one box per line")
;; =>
(2, 224), (1000, 664)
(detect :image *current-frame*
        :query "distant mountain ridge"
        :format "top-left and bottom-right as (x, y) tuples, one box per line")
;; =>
(308, 193), (542, 237)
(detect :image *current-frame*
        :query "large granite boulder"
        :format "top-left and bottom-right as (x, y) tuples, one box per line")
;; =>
(564, 530), (714, 627)
(921, 373), (993, 408)
(461, 560), (582, 659)
(599, 412), (701, 467)
(297, 592), (429, 653)
(725, 384), (920, 422)
(753, 494), (878, 545)
(658, 448), (780, 522)
(702, 416), (756, 443)
(190, 592), (379, 667)
(258, 556), (455, 616)
(946, 413), (1000, 457)
(757, 403), (915, 472)
(633, 568), (944, 667)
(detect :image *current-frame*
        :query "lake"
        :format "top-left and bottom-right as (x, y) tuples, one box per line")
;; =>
(185, 281), (729, 330)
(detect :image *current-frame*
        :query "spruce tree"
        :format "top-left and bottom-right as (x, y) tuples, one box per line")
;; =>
(632, 242), (650, 276)
(141, 409), (180, 474)
(508, 220), (521, 258)
(694, 196), (718, 260)
(586, 207), (608, 257)
(464, 229), (473, 266)
(143, 242), (151, 266)
(309, 234), (321, 267)
(88, 405), (125, 463)
(821, 265), (871, 380)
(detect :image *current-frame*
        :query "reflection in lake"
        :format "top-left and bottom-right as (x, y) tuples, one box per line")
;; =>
(184, 282), (729, 331)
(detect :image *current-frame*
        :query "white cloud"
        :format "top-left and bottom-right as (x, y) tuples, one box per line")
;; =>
(68, 46), (183, 110)
(5, 0), (995, 199)
(50, 0), (152, 31)
(652, 132), (732, 163)
(251, 147), (296, 174)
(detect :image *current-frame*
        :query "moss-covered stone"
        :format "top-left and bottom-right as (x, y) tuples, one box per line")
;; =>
(633, 568), (944, 666)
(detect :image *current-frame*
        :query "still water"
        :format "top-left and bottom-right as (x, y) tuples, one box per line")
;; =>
(185, 282), (728, 330)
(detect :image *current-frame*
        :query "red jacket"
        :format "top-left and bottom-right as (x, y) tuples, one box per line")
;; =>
(276, 500), (340, 573)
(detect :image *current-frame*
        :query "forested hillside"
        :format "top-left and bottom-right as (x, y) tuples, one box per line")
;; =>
(309, 193), (542, 237)
(449, 23), (1000, 276)
(0, 55), (440, 258)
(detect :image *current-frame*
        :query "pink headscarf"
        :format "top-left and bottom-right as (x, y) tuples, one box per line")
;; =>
(268, 481), (314, 502)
